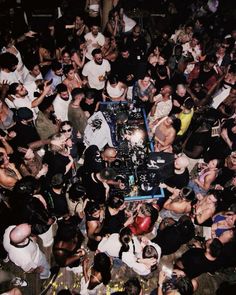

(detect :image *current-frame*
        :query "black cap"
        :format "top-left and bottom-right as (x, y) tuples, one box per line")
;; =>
(17, 107), (33, 120)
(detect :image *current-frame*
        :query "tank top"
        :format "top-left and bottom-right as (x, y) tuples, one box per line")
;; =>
(106, 82), (124, 99)
(0, 109), (14, 130)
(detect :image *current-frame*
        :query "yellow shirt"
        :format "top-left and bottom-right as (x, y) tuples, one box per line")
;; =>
(177, 108), (194, 136)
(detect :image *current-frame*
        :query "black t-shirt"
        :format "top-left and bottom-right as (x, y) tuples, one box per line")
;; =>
(11, 122), (40, 149)
(181, 248), (219, 278)
(46, 188), (69, 218)
(165, 169), (189, 189)
(184, 130), (211, 159)
(82, 172), (106, 205)
(171, 92), (190, 114)
(83, 145), (105, 174)
(43, 151), (71, 181)
(80, 99), (97, 116)
(102, 207), (125, 235)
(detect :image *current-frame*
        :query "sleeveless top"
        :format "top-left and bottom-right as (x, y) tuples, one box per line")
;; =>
(0, 109), (14, 130)
(106, 82), (124, 99)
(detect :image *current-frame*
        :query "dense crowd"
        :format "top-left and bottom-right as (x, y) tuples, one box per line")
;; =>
(0, 0), (236, 294)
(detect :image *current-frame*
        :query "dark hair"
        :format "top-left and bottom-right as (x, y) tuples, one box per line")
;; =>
(124, 277), (142, 295)
(119, 227), (133, 259)
(63, 64), (74, 75)
(93, 252), (111, 285)
(56, 83), (68, 93)
(140, 203), (159, 225)
(183, 97), (194, 110)
(13, 176), (39, 197)
(8, 82), (19, 95)
(60, 120), (72, 130)
(107, 195), (124, 209)
(175, 276), (194, 295)
(181, 187), (196, 202)
(209, 238), (223, 258)
(92, 48), (102, 56)
(51, 173), (65, 189)
(177, 215), (195, 242)
(71, 87), (84, 100)
(143, 245), (158, 271)
(108, 74), (119, 85)
(85, 201), (100, 216)
(0, 52), (18, 70)
(170, 115), (181, 133)
(156, 65), (168, 77)
(68, 183), (86, 201)
(85, 88), (96, 99)
(52, 61), (62, 71)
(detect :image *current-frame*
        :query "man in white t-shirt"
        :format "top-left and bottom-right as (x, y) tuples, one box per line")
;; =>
(82, 48), (111, 91)
(84, 25), (105, 60)
(3, 224), (50, 280)
(6, 81), (51, 119)
(53, 83), (72, 121)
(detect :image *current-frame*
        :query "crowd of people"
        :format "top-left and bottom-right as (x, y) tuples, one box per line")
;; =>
(0, 0), (236, 294)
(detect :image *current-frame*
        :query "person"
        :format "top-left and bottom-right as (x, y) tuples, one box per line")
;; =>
(189, 158), (224, 194)
(98, 227), (161, 276)
(211, 211), (236, 239)
(152, 215), (195, 256)
(176, 238), (223, 279)
(82, 48), (111, 93)
(84, 24), (105, 61)
(80, 252), (111, 295)
(53, 218), (85, 271)
(133, 73), (156, 114)
(148, 85), (173, 126)
(153, 115), (181, 152)
(3, 224), (51, 280)
(35, 94), (60, 140)
(101, 35), (119, 62)
(101, 195), (127, 235)
(62, 64), (83, 93)
(160, 187), (196, 220)
(44, 173), (69, 219)
(171, 84), (190, 115)
(68, 88), (88, 137)
(43, 133), (74, 182)
(80, 88), (100, 117)
(84, 0), (102, 27)
(128, 203), (159, 236)
(84, 201), (104, 251)
(102, 74), (127, 101)
(44, 61), (65, 92)
(0, 100), (15, 132)
(192, 190), (221, 226)
(105, 8), (124, 38)
(23, 61), (43, 84)
(0, 52), (20, 84)
(53, 83), (72, 122)
(176, 97), (194, 137)
(6, 81), (52, 120)
(60, 120), (85, 160)
(155, 269), (196, 295)
(72, 14), (89, 44)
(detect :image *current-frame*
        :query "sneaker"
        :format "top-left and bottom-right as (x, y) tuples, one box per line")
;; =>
(11, 277), (28, 287)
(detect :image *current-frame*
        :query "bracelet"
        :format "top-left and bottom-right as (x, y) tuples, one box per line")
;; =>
(136, 258), (141, 263)
(157, 283), (163, 289)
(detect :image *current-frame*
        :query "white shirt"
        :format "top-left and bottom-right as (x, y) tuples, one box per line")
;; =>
(53, 94), (72, 121)
(148, 96), (173, 123)
(84, 32), (105, 60)
(83, 111), (113, 150)
(3, 226), (42, 272)
(98, 233), (161, 276)
(23, 72), (43, 84)
(182, 42), (202, 74)
(82, 59), (111, 90)
(0, 70), (22, 84)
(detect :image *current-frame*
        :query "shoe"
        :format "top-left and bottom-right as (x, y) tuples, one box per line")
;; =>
(11, 277), (28, 287)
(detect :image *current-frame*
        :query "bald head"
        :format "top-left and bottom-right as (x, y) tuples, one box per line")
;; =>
(102, 147), (117, 162)
(174, 155), (189, 170)
(10, 224), (31, 245)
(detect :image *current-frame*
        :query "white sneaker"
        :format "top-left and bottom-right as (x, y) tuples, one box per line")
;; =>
(11, 277), (28, 287)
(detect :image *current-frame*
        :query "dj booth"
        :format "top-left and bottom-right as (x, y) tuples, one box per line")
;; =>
(98, 102), (166, 201)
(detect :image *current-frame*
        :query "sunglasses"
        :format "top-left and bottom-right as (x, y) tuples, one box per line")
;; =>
(61, 128), (72, 133)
